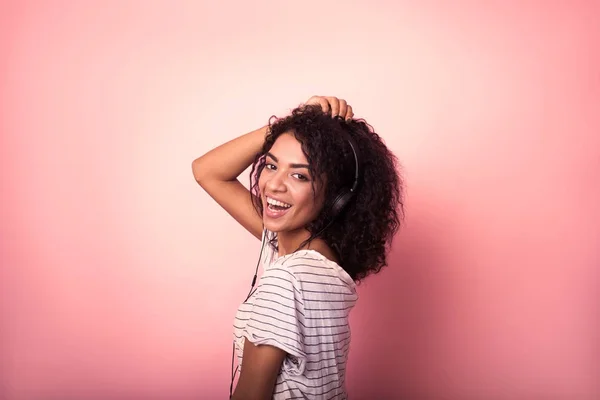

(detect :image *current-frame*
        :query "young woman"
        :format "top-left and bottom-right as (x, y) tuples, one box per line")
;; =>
(192, 96), (403, 399)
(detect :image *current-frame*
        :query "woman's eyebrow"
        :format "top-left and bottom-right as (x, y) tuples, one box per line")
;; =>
(266, 152), (310, 169)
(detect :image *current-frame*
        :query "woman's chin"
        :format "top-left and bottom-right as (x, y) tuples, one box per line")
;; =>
(263, 220), (284, 233)
(263, 218), (301, 234)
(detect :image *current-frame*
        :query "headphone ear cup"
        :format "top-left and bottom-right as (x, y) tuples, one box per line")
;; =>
(330, 190), (355, 219)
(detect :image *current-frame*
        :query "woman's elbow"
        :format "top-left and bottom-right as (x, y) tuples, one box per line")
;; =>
(191, 158), (205, 184)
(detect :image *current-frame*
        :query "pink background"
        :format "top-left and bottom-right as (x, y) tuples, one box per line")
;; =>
(1, 1), (599, 399)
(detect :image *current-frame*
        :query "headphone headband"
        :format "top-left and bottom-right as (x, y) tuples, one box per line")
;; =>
(344, 134), (360, 193)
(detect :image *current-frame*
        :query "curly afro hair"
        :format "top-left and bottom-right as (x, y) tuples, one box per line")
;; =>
(249, 104), (404, 282)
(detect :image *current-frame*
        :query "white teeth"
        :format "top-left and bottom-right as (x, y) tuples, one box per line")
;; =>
(267, 197), (291, 208)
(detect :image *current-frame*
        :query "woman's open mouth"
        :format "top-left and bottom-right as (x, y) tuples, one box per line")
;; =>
(265, 196), (292, 219)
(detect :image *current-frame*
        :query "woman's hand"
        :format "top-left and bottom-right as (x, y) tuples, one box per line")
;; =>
(304, 95), (354, 121)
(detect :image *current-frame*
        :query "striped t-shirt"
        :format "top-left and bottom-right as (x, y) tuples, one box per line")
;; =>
(232, 238), (358, 399)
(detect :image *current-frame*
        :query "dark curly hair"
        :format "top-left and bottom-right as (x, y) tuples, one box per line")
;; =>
(249, 104), (404, 282)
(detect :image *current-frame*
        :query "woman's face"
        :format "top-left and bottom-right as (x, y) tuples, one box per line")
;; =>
(258, 132), (325, 234)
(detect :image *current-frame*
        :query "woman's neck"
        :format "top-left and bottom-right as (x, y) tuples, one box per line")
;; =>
(276, 229), (312, 257)
(276, 230), (340, 265)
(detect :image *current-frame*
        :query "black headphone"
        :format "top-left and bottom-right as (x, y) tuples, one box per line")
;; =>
(329, 134), (361, 218)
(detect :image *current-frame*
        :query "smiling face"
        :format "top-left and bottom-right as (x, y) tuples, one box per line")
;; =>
(258, 132), (325, 236)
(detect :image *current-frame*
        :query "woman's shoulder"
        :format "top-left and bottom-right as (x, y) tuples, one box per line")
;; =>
(274, 247), (334, 270)
(276, 249), (356, 291)
(307, 238), (339, 265)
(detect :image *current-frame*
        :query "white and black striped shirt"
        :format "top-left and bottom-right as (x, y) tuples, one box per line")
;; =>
(233, 239), (358, 399)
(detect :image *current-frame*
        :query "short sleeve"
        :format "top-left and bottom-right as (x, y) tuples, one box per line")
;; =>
(243, 264), (307, 375)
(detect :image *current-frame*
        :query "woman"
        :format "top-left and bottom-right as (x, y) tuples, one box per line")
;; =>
(192, 96), (403, 399)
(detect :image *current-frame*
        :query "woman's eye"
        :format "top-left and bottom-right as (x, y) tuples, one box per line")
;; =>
(293, 173), (309, 181)
(265, 163), (276, 170)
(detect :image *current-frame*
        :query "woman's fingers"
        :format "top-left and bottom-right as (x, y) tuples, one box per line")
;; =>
(327, 97), (340, 117)
(304, 96), (353, 119)
(337, 99), (348, 119)
(305, 95), (330, 114)
(318, 97), (330, 114)
(345, 105), (354, 120)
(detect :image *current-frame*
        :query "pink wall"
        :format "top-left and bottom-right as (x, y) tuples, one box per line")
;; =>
(1, 1), (598, 399)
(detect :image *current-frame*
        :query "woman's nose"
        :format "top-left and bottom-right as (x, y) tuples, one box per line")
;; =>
(265, 171), (286, 192)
